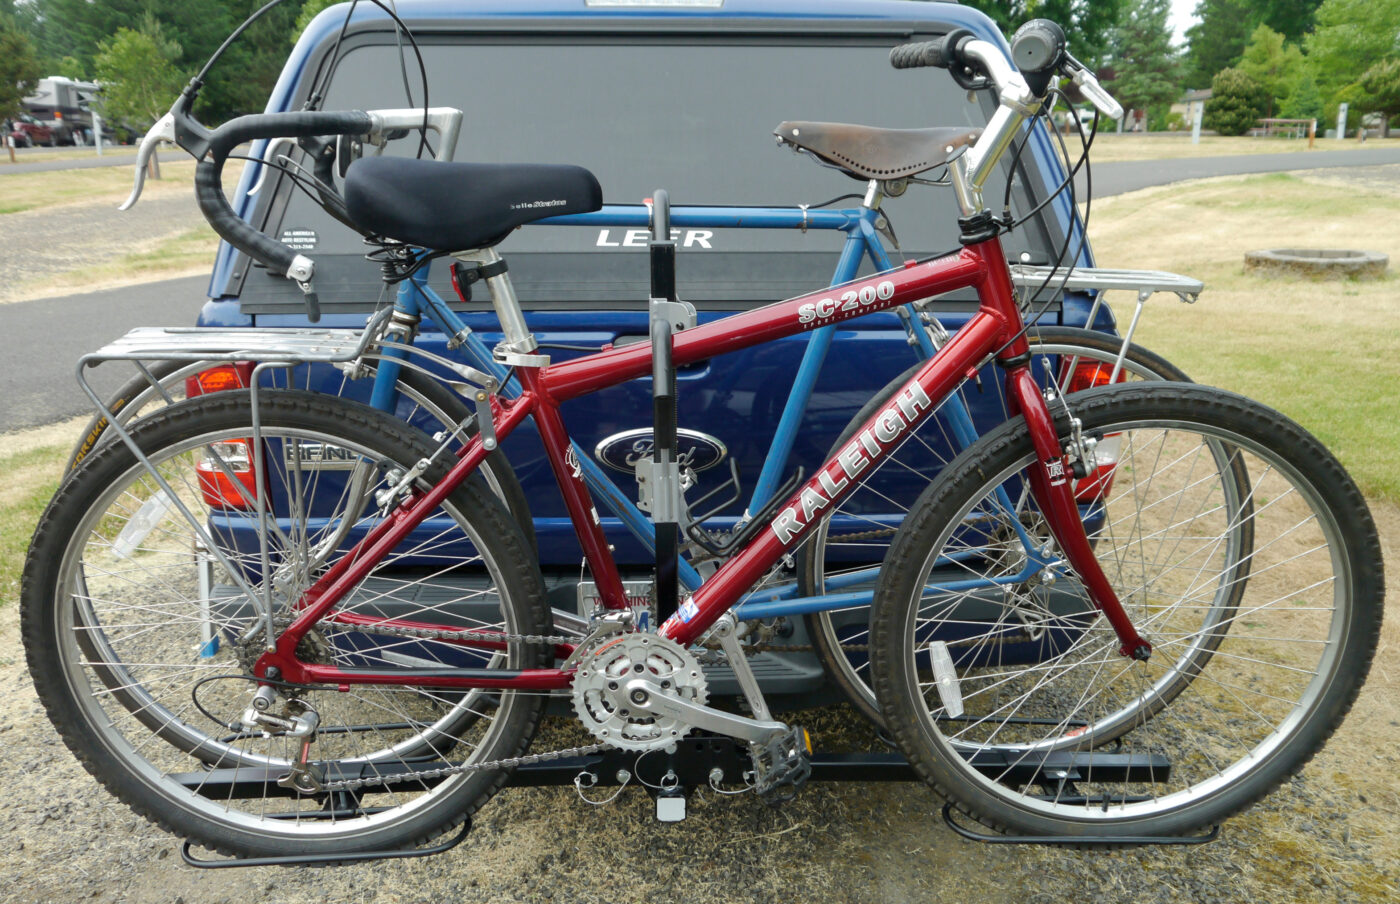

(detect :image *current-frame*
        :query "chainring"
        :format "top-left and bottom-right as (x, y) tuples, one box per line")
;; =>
(571, 633), (708, 752)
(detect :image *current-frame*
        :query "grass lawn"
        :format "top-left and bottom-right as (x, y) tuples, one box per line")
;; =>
(0, 156), (200, 215)
(2, 146), (137, 165)
(1067, 133), (1400, 163)
(1086, 169), (1400, 504)
(0, 419), (84, 604)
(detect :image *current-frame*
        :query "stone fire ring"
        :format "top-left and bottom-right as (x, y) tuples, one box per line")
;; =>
(1244, 248), (1388, 280)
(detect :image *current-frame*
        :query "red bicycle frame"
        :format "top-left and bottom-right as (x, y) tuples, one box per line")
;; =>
(262, 235), (1150, 690)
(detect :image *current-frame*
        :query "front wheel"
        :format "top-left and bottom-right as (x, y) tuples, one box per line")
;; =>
(870, 383), (1383, 836)
(23, 390), (550, 858)
(801, 328), (1201, 726)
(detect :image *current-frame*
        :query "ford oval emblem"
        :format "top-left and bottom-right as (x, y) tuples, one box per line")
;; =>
(594, 428), (728, 474)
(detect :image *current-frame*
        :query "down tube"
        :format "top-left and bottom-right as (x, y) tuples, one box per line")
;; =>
(660, 310), (1006, 647)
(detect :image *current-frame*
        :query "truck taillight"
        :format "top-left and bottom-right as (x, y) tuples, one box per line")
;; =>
(185, 363), (253, 397)
(197, 440), (258, 508)
(1061, 357), (1123, 394)
(1075, 435), (1120, 503)
(1059, 358), (1127, 502)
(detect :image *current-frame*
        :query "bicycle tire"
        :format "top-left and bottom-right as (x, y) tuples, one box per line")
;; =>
(23, 390), (550, 857)
(799, 327), (1204, 726)
(870, 382), (1383, 836)
(65, 358), (536, 553)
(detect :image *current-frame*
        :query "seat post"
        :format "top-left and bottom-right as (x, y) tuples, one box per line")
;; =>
(453, 247), (548, 367)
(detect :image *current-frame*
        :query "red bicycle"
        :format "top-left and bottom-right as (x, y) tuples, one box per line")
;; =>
(23, 19), (1382, 857)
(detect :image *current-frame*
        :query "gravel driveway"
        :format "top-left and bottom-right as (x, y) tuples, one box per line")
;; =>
(0, 196), (204, 305)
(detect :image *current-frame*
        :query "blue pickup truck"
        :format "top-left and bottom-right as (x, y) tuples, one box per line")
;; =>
(180, 0), (1133, 705)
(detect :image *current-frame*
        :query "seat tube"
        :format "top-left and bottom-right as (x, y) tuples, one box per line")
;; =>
(369, 264), (429, 412)
(518, 368), (629, 611)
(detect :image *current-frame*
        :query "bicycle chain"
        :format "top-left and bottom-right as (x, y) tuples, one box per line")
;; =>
(319, 621), (578, 648)
(323, 620), (868, 656)
(822, 527), (897, 543)
(319, 741), (609, 793)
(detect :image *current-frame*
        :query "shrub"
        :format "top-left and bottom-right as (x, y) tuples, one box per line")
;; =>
(1205, 67), (1266, 136)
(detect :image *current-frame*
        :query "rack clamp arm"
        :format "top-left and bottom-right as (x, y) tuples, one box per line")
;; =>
(647, 189), (695, 624)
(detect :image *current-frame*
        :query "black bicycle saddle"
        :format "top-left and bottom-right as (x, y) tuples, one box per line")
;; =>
(345, 156), (603, 251)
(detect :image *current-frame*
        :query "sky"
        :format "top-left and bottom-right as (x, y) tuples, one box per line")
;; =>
(1168, 0), (1201, 45)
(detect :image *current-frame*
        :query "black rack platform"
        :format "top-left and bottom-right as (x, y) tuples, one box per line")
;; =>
(173, 733), (1214, 867)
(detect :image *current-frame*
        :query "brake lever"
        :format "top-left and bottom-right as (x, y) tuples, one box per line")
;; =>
(1061, 53), (1123, 121)
(118, 110), (179, 211)
(248, 137), (297, 196)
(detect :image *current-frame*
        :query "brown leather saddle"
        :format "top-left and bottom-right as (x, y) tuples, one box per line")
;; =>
(774, 121), (982, 180)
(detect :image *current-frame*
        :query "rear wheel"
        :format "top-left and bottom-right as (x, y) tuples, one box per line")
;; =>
(870, 383), (1382, 836)
(800, 328), (1203, 725)
(23, 390), (549, 857)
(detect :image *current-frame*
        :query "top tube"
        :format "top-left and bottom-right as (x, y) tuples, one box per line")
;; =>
(539, 203), (866, 232)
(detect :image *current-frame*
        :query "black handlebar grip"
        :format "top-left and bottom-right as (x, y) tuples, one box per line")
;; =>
(1009, 19), (1066, 74)
(192, 110), (373, 278)
(203, 110), (374, 159)
(890, 40), (946, 70)
(195, 159), (299, 277)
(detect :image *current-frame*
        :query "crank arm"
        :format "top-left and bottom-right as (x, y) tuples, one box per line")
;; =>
(706, 612), (772, 721)
(625, 675), (786, 743)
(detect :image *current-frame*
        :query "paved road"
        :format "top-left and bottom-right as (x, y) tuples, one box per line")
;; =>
(1081, 146), (1400, 196)
(1, 152), (139, 175)
(0, 276), (209, 433)
(3, 149), (1398, 433)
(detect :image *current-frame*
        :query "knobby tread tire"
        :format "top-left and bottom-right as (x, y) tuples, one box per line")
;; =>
(24, 390), (550, 858)
(869, 382), (1383, 838)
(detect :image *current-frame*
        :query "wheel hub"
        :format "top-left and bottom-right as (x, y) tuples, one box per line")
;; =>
(571, 633), (707, 751)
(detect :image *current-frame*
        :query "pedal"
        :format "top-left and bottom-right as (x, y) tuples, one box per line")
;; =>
(750, 725), (813, 803)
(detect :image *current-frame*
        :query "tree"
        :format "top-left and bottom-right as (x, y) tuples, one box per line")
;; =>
(1236, 24), (1304, 118)
(959, 1), (1127, 67)
(1183, 0), (1326, 89)
(295, 0), (340, 43)
(1183, 0), (1253, 89)
(94, 18), (187, 124)
(1306, 0), (1400, 105)
(1281, 68), (1324, 123)
(0, 15), (42, 119)
(25, 0), (292, 120)
(1250, 0), (1324, 44)
(1359, 58), (1400, 138)
(1104, 0), (1182, 129)
(1204, 67), (1266, 134)
(56, 55), (87, 82)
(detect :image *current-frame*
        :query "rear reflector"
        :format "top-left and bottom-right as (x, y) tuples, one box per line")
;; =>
(186, 363), (254, 397)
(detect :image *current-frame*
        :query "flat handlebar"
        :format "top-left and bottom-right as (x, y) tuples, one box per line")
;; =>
(889, 18), (1121, 121)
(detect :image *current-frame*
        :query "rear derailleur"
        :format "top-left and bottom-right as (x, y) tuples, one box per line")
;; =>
(239, 685), (324, 795)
